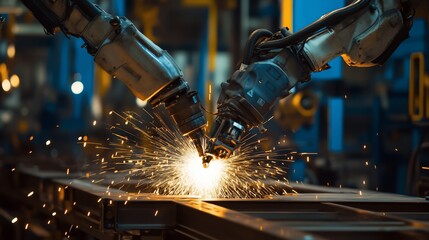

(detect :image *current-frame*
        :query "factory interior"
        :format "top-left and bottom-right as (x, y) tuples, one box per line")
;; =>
(1, 0), (429, 239)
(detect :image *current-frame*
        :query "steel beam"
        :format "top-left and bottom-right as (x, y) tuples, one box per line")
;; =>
(1, 166), (429, 240)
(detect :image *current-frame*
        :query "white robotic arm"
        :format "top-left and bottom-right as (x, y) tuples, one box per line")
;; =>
(303, 0), (412, 70)
(204, 0), (413, 165)
(21, 0), (207, 157)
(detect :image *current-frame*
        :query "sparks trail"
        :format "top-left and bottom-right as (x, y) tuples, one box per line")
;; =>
(84, 107), (302, 198)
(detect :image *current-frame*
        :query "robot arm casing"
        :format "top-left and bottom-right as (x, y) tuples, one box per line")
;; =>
(205, 48), (311, 159)
(204, 0), (413, 163)
(22, 0), (183, 101)
(303, 0), (410, 70)
(92, 17), (183, 101)
(22, 0), (207, 157)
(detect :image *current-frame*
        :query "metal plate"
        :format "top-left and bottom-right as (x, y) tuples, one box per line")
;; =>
(1, 166), (429, 240)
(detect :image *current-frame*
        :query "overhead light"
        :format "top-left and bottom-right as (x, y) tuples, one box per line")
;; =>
(10, 74), (19, 88)
(2, 79), (11, 92)
(7, 44), (15, 59)
(71, 81), (84, 95)
(0, 63), (8, 79)
(136, 98), (148, 107)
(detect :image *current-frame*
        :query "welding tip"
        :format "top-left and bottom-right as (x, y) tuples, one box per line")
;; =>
(189, 130), (211, 168)
(202, 155), (213, 168)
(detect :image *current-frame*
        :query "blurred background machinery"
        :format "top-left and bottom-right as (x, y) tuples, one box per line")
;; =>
(0, 0), (428, 199)
(0, 0), (429, 239)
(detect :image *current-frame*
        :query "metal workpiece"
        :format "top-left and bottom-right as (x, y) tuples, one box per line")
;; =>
(1, 167), (81, 210)
(175, 200), (321, 240)
(206, 200), (429, 240)
(1, 167), (429, 240)
(57, 186), (316, 240)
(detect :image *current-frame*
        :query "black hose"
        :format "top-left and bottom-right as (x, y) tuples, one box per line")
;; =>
(242, 29), (273, 65)
(21, 0), (60, 34)
(258, 0), (371, 49)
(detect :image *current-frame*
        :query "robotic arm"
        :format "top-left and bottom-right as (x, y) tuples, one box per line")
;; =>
(204, 0), (413, 165)
(21, 0), (207, 157)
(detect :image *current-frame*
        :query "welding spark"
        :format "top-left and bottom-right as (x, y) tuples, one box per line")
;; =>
(84, 108), (296, 198)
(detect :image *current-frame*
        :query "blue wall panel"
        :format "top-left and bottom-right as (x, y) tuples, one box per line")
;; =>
(328, 98), (344, 152)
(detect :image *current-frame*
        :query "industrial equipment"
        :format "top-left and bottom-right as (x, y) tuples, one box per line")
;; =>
(0, 166), (428, 240)
(20, 0), (416, 169)
(204, 0), (414, 165)
(274, 90), (319, 131)
(1, 1), (429, 239)
(20, 0), (207, 158)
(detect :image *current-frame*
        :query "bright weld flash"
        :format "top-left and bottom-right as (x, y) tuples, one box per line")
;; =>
(91, 110), (292, 198)
(178, 151), (228, 198)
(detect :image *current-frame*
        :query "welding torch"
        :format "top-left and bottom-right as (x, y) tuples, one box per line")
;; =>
(21, 0), (207, 158)
(203, 0), (413, 166)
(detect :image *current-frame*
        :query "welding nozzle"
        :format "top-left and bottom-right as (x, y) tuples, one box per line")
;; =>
(152, 79), (208, 160)
(150, 79), (210, 168)
(204, 118), (245, 163)
(189, 130), (212, 168)
(202, 155), (213, 168)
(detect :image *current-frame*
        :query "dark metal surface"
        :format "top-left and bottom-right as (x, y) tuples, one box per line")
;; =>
(0, 166), (428, 240)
